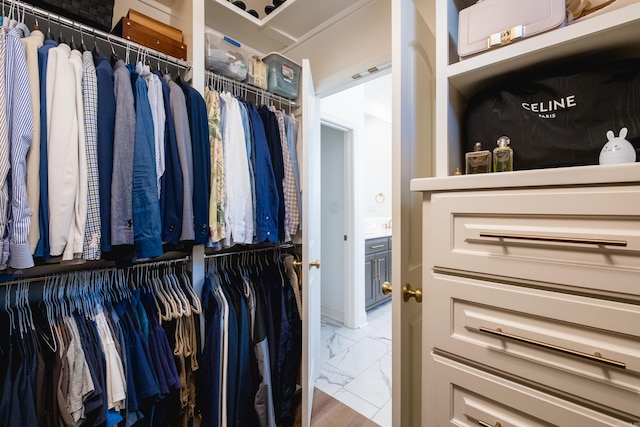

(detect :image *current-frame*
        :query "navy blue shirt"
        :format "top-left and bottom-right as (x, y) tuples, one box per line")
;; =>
(34, 38), (58, 259)
(155, 71), (183, 245)
(181, 82), (211, 245)
(246, 103), (278, 243)
(93, 52), (116, 254)
(130, 65), (163, 259)
(259, 106), (285, 241)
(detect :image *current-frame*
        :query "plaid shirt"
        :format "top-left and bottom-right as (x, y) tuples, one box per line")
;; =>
(81, 51), (101, 260)
(272, 107), (298, 242)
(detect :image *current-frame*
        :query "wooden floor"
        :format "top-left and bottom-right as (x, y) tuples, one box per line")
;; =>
(293, 388), (380, 427)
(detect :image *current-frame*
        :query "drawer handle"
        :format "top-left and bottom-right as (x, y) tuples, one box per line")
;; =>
(370, 244), (385, 249)
(479, 232), (627, 247)
(479, 327), (626, 369)
(478, 421), (501, 427)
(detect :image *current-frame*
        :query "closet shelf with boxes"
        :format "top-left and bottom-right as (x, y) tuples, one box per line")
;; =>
(205, 32), (302, 102)
(443, 0), (640, 175)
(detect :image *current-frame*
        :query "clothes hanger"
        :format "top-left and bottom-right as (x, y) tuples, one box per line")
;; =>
(160, 266), (184, 318)
(169, 264), (191, 317)
(108, 35), (119, 66)
(41, 277), (59, 353)
(91, 28), (101, 56)
(46, 13), (54, 40)
(79, 25), (87, 52)
(151, 267), (173, 322)
(69, 24), (78, 51)
(57, 16), (66, 45)
(180, 262), (202, 314)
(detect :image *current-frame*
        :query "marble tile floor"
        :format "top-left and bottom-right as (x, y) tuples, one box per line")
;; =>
(315, 301), (392, 427)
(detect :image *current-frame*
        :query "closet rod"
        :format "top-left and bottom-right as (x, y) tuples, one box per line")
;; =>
(6, 0), (191, 71)
(204, 243), (298, 260)
(0, 250), (191, 285)
(206, 70), (299, 109)
(127, 255), (190, 271)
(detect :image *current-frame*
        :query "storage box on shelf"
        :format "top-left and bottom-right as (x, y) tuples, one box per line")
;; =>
(112, 10), (187, 61)
(246, 55), (268, 90)
(457, 0), (566, 58)
(205, 33), (251, 81)
(262, 52), (301, 100)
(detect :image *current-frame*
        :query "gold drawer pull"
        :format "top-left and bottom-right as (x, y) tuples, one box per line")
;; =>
(479, 327), (626, 369)
(370, 244), (385, 249)
(479, 232), (627, 247)
(478, 421), (501, 427)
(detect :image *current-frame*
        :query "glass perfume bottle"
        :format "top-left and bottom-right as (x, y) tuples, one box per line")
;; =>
(493, 136), (513, 172)
(465, 142), (491, 174)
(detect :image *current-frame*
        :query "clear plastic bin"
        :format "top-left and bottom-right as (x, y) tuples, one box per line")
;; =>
(262, 52), (301, 100)
(205, 33), (249, 81)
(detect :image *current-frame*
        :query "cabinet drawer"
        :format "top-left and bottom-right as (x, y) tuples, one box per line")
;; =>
(433, 274), (640, 417)
(432, 355), (634, 427)
(365, 237), (389, 254)
(431, 185), (640, 297)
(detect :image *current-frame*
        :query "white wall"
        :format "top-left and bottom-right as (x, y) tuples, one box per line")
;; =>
(320, 127), (346, 322)
(285, 0), (391, 97)
(363, 114), (392, 218)
(321, 72), (391, 328)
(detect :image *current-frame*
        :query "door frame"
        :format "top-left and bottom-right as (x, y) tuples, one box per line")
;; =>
(319, 116), (363, 329)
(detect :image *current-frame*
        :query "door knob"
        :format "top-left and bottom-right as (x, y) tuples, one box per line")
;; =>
(292, 260), (320, 269)
(402, 283), (422, 303)
(381, 282), (422, 303)
(381, 282), (392, 295)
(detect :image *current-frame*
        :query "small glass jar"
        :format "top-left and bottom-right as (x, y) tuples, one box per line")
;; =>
(493, 136), (513, 172)
(465, 142), (491, 174)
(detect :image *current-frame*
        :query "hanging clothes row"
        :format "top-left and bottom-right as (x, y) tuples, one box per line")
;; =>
(0, 0), (198, 271)
(199, 245), (302, 427)
(205, 70), (302, 250)
(0, 257), (204, 427)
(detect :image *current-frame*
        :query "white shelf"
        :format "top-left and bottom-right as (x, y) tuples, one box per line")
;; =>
(204, 0), (373, 54)
(448, 2), (640, 98)
(411, 162), (640, 192)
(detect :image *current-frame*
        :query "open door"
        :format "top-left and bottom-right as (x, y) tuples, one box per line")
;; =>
(391, 0), (436, 425)
(300, 58), (321, 427)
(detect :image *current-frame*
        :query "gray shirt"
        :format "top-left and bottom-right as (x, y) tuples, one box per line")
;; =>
(164, 75), (194, 241)
(111, 60), (135, 246)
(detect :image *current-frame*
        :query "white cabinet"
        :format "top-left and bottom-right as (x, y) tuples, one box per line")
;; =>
(413, 168), (640, 424)
(410, 0), (640, 424)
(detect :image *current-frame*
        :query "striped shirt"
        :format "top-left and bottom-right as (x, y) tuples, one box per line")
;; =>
(7, 27), (34, 269)
(81, 50), (101, 261)
(272, 107), (298, 242)
(0, 29), (9, 269)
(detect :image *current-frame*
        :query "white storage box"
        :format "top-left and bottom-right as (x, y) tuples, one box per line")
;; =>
(262, 52), (301, 100)
(205, 33), (249, 81)
(458, 0), (566, 58)
(246, 55), (268, 90)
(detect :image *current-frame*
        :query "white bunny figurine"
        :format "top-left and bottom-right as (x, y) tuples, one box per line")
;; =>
(599, 127), (637, 165)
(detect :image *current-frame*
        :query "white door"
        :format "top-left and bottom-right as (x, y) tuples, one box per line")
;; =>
(391, 0), (436, 425)
(300, 58), (322, 427)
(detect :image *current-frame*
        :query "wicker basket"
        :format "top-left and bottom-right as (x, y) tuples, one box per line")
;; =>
(31, 0), (115, 32)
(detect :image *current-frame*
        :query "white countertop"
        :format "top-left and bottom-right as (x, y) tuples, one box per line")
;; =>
(410, 163), (640, 193)
(364, 230), (392, 239)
